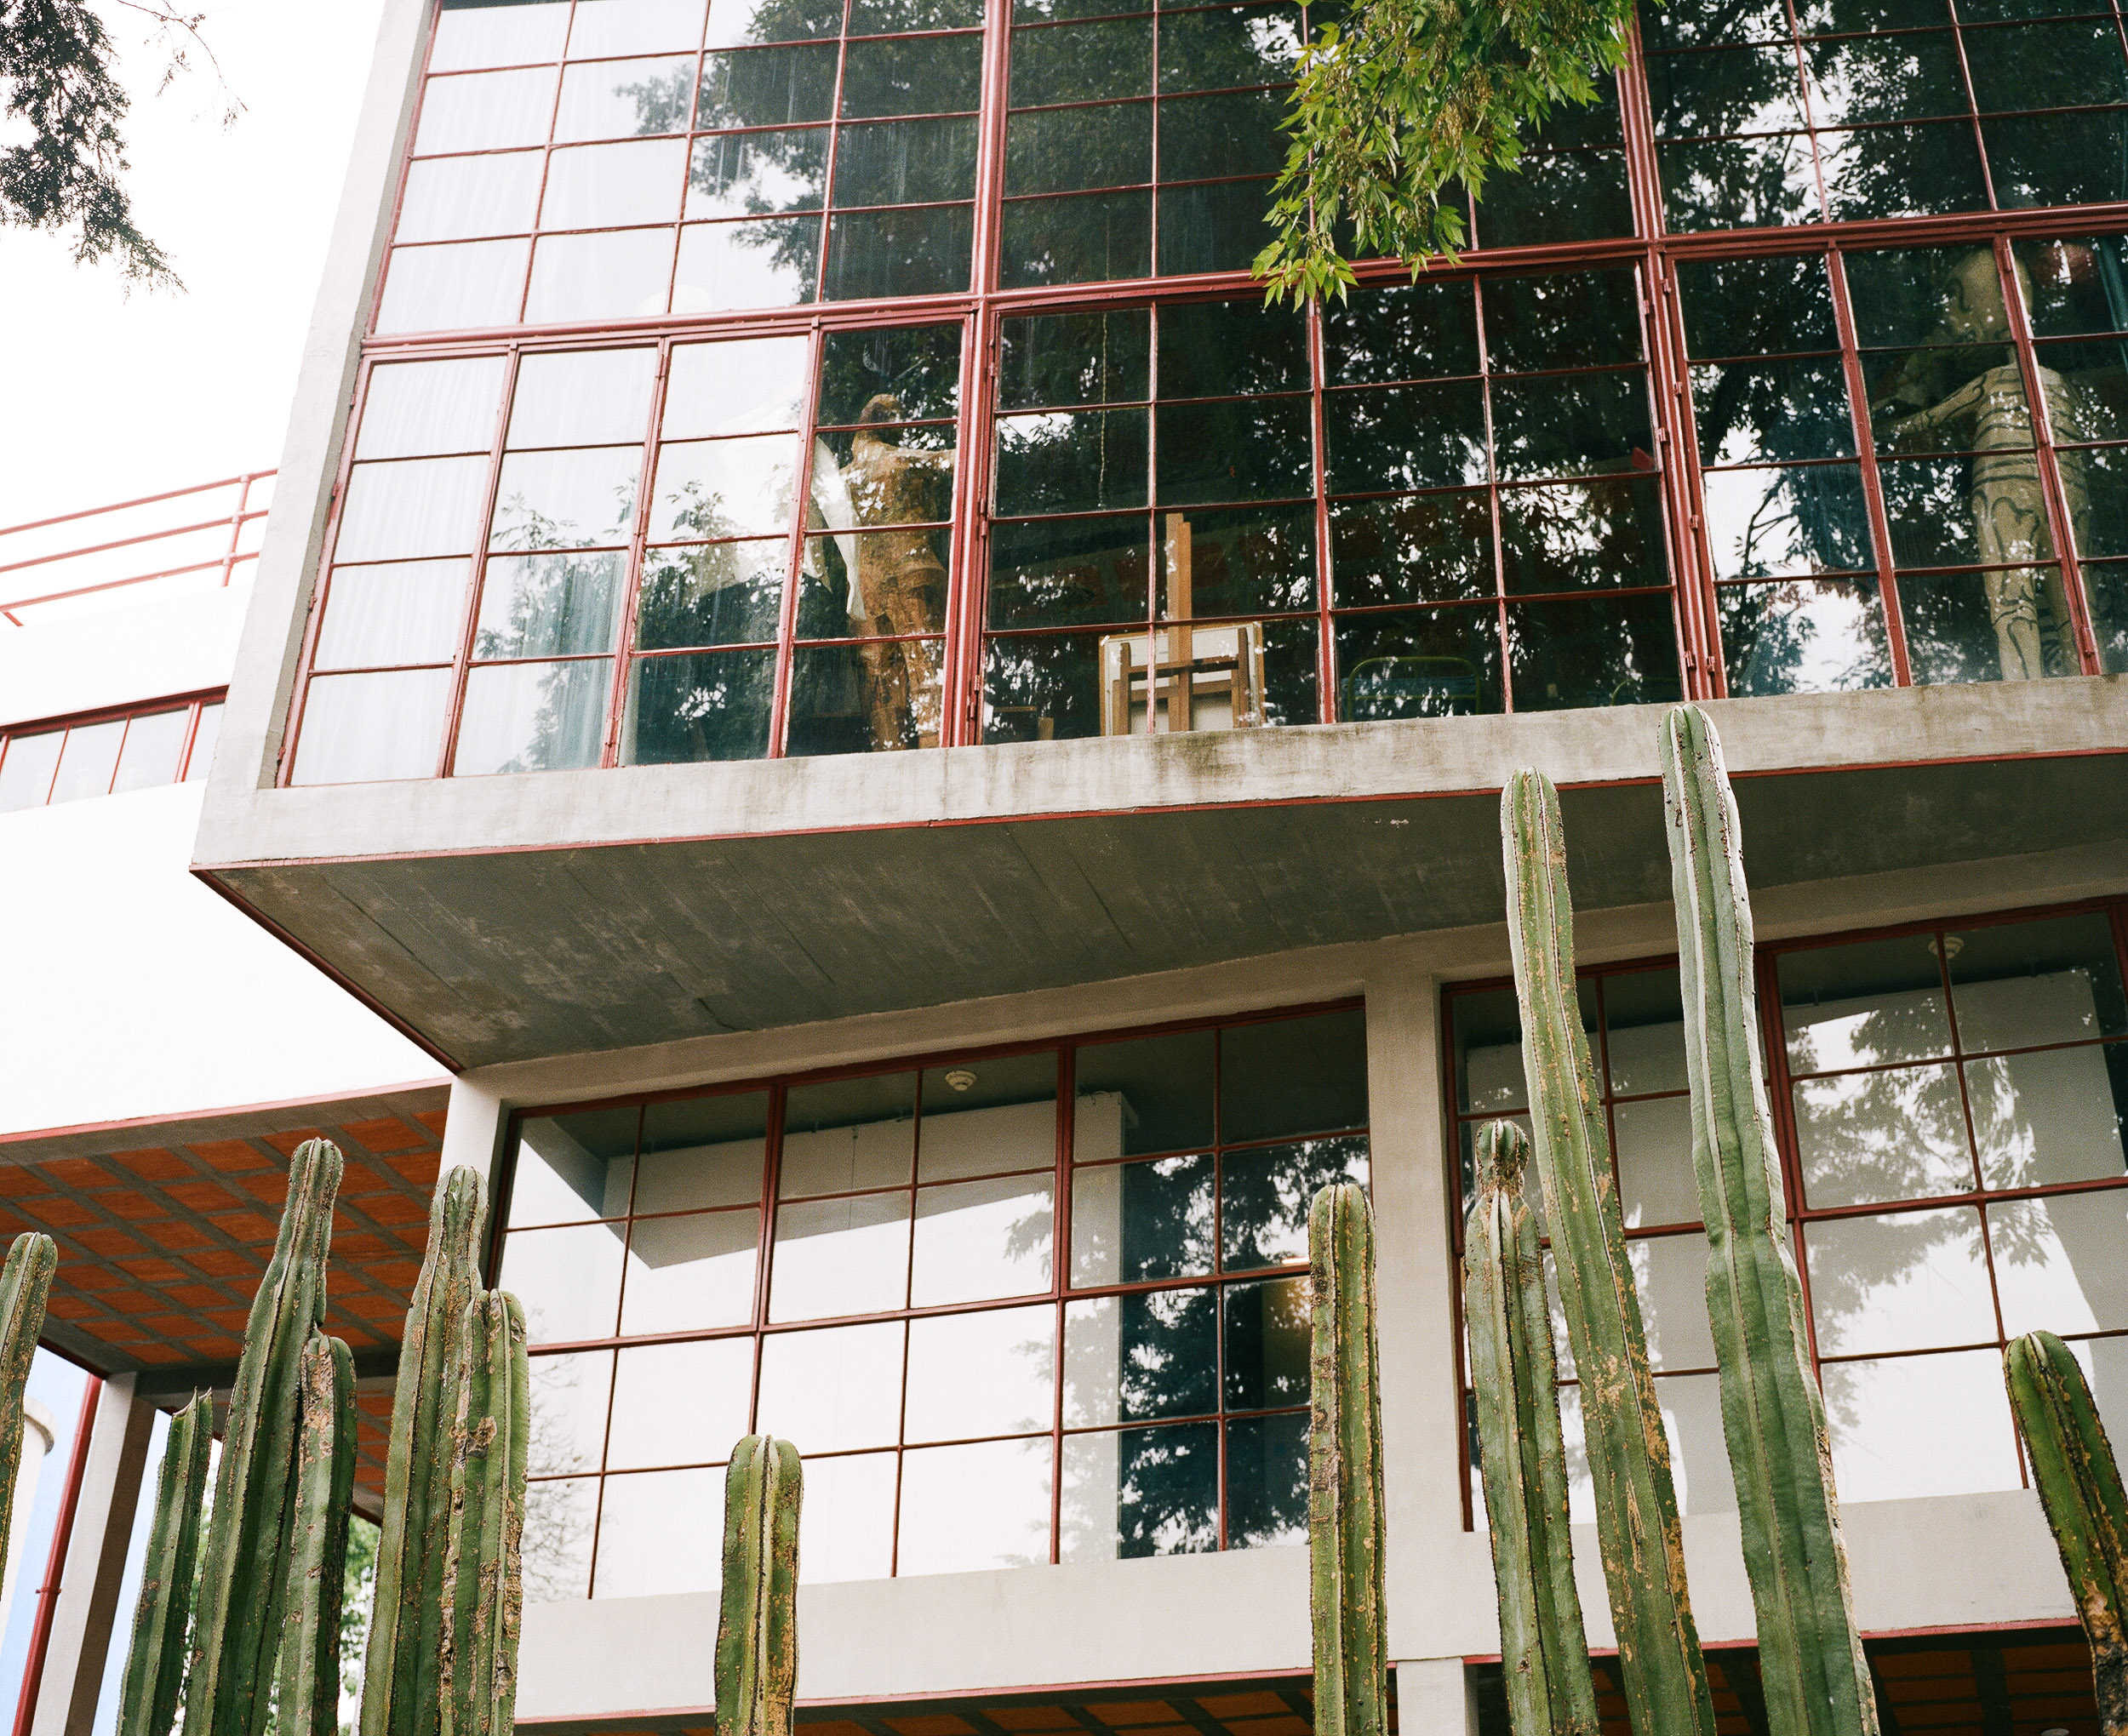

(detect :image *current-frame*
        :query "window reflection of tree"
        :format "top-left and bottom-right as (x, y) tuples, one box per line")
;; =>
(523, 1354), (598, 1602)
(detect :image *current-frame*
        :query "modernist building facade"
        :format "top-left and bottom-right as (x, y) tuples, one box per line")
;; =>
(14, 0), (2128, 1730)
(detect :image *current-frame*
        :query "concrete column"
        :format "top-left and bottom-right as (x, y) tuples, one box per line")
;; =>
(441, 1074), (508, 1202)
(1395, 1658), (1479, 1736)
(1, 1397), (58, 1632)
(29, 1374), (153, 1736)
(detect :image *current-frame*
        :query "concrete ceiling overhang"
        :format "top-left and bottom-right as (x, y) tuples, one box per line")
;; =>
(193, 681), (2128, 1071)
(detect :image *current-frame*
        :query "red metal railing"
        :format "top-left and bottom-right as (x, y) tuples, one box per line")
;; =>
(0, 472), (274, 627)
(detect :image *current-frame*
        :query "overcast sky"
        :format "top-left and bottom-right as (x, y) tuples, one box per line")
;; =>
(0, 0), (388, 528)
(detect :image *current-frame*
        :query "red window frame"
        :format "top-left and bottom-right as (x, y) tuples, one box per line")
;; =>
(0, 690), (228, 808)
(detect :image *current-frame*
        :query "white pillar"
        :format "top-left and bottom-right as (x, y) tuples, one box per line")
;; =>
(1395, 1658), (1479, 1736)
(1, 1396), (57, 1633)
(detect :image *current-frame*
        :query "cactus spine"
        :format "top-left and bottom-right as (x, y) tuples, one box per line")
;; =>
(2005, 1330), (2127, 1735)
(440, 1291), (529, 1736)
(0, 1233), (55, 1611)
(276, 1335), (358, 1736)
(1502, 770), (1714, 1736)
(363, 1166), (487, 1736)
(1308, 1182), (1387, 1736)
(117, 1392), (214, 1736)
(716, 1435), (803, 1736)
(1463, 1122), (1598, 1736)
(1661, 705), (1878, 1736)
(186, 1136), (343, 1736)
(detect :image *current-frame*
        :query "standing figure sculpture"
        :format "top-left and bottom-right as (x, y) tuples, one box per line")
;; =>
(1873, 250), (2094, 682)
(832, 393), (956, 749)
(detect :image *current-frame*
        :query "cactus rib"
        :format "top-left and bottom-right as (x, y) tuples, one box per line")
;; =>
(441, 1291), (529, 1736)
(1464, 1122), (1598, 1736)
(1660, 705), (1877, 1736)
(1308, 1182), (1387, 1736)
(716, 1436), (803, 1736)
(276, 1334), (358, 1736)
(1501, 769), (1714, 1736)
(2005, 1330), (2127, 1736)
(0, 1233), (55, 1618)
(117, 1392), (213, 1736)
(363, 1166), (486, 1736)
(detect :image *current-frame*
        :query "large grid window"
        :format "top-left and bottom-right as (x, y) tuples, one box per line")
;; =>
(1444, 901), (2128, 1525)
(497, 1004), (1367, 1598)
(0, 695), (224, 812)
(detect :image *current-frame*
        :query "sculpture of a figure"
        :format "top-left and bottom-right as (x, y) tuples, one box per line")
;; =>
(1873, 250), (2093, 682)
(835, 393), (956, 749)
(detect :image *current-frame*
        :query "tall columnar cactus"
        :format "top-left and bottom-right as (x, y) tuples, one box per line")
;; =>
(117, 1391), (214, 1736)
(1661, 705), (1878, 1736)
(276, 1334), (358, 1736)
(363, 1166), (487, 1736)
(1463, 1122), (1598, 1736)
(715, 1435), (803, 1736)
(2005, 1330), (2127, 1735)
(0, 1232), (55, 1608)
(1308, 1182), (1387, 1736)
(186, 1136), (343, 1736)
(1502, 770), (1715, 1736)
(440, 1291), (529, 1736)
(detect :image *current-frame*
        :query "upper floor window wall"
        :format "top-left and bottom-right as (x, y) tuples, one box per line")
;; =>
(0, 695), (225, 812)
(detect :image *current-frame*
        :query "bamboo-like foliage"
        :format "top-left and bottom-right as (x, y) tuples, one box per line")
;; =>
(276, 1334), (358, 1736)
(117, 1392), (214, 1736)
(1660, 705), (1877, 1736)
(1308, 1181), (1387, 1736)
(1501, 770), (1714, 1736)
(1464, 1122), (1598, 1736)
(2005, 1330), (2127, 1736)
(715, 1435), (803, 1736)
(363, 1166), (487, 1736)
(186, 1137), (343, 1736)
(0, 1233), (56, 1608)
(440, 1291), (529, 1736)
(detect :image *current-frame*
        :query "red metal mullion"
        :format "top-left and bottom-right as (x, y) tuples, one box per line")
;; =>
(601, 338), (674, 768)
(1758, 944), (1832, 1387)
(1634, 255), (1705, 698)
(1825, 248), (1914, 686)
(1473, 279), (1513, 710)
(368, 0), (450, 343)
(438, 344), (527, 776)
(942, 313), (990, 745)
(1942, 4), (1999, 214)
(1144, 309), (1162, 734)
(1778, 0), (1835, 224)
(769, 324), (828, 756)
(1307, 296), (1336, 722)
(815, 0), (858, 304)
(12, 1375), (100, 1736)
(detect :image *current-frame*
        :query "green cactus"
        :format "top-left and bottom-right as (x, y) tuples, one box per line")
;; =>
(1501, 770), (1714, 1736)
(2005, 1330), (2127, 1736)
(1464, 1122), (1598, 1736)
(276, 1334), (358, 1736)
(363, 1166), (486, 1736)
(1660, 705), (1878, 1736)
(186, 1137), (343, 1736)
(440, 1291), (529, 1736)
(0, 1232), (55, 1613)
(716, 1435), (803, 1736)
(117, 1391), (214, 1736)
(1308, 1181), (1387, 1736)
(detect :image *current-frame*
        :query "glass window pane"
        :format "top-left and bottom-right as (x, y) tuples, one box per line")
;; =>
(555, 54), (701, 141)
(377, 239), (530, 334)
(524, 227), (678, 323)
(1219, 1135), (1369, 1271)
(1719, 579), (1895, 696)
(338, 457), (492, 562)
(1821, 1348), (2022, 1502)
(700, 44), (839, 127)
(111, 711), (189, 794)
(911, 1174), (1055, 1306)
(359, 357), (509, 459)
(1632, 1232), (1716, 1370)
(1989, 1194), (2128, 1338)
(1336, 607), (1502, 722)
(897, 1437), (1053, 1574)
(905, 1304), (1056, 1442)
(592, 1466), (721, 1596)
(511, 351), (659, 450)
(1601, 969), (1689, 1094)
(621, 1208), (759, 1333)
(0, 733), (63, 810)
(1064, 1288), (1217, 1425)
(317, 562), (472, 669)
(503, 1220), (629, 1343)
(290, 670), (454, 785)
(637, 541), (785, 648)
(650, 435), (802, 539)
(607, 1337), (753, 1468)
(689, 127), (830, 219)
(1221, 1275), (1307, 1410)
(476, 551), (625, 659)
(1220, 1010), (1368, 1143)
(1793, 1060), (1976, 1208)
(919, 1054), (1058, 1179)
(490, 448), (642, 549)
(542, 138), (690, 229)
(415, 67), (561, 154)
(1701, 464), (1873, 581)
(1779, 935), (1954, 1071)
(769, 1192), (912, 1319)
(1224, 1410), (1307, 1545)
(786, 633), (948, 755)
(571, 0), (707, 56)
(1948, 913), (2128, 1050)
(512, 1108), (639, 1226)
(638, 1093), (769, 1211)
(432, 0), (572, 72)
(1069, 1154), (1215, 1288)
(780, 1073), (918, 1197)
(1156, 5), (1300, 92)
(832, 117), (979, 208)
(624, 648), (776, 761)
(664, 336), (810, 437)
(1614, 1095), (1698, 1228)
(181, 705), (221, 781)
(798, 1452), (897, 1582)
(822, 206), (974, 301)
(527, 1349), (613, 1476)
(1073, 1031), (1214, 1158)
(672, 214), (822, 311)
(755, 1320), (905, 1451)
(1803, 1205), (1994, 1356)
(523, 1477), (598, 1602)
(455, 659), (613, 774)
(47, 720), (123, 803)
(398, 151), (546, 243)
(1061, 1422), (1216, 1561)
(838, 35), (984, 119)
